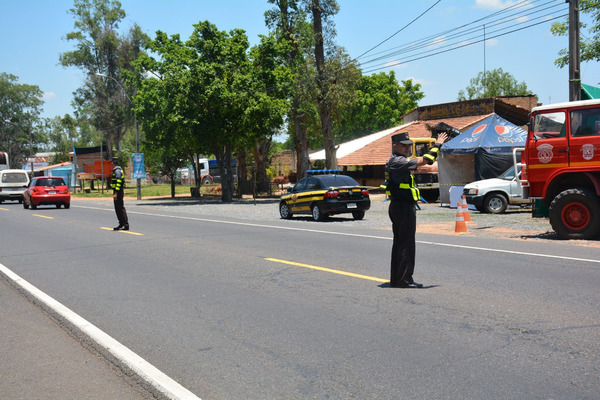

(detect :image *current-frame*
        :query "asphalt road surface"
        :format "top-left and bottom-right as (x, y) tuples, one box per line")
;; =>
(1, 197), (599, 399)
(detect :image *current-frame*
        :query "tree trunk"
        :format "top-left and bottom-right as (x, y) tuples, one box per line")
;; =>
(312, 0), (337, 170)
(293, 101), (310, 179)
(236, 149), (251, 195)
(220, 145), (234, 203)
(253, 138), (271, 193)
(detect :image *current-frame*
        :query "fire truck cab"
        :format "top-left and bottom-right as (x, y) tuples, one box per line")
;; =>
(517, 99), (600, 239)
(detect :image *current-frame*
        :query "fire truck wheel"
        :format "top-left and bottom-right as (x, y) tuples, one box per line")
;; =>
(483, 193), (508, 214)
(201, 176), (213, 185)
(549, 188), (600, 240)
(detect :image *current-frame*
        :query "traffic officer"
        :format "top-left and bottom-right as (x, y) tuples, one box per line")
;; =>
(111, 156), (129, 231)
(385, 131), (447, 288)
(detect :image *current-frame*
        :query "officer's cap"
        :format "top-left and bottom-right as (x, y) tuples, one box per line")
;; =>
(391, 132), (413, 145)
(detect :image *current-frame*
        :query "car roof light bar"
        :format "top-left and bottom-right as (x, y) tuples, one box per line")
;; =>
(306, 169), (341, 175)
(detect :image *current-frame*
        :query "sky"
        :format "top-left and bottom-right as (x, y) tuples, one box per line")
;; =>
(1, 0), (598, 121)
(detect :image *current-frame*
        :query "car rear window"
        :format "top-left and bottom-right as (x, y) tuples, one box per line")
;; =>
(36, 178), (66, 187)
(2, 172), (28, 183)
(318, 175), (359, 187)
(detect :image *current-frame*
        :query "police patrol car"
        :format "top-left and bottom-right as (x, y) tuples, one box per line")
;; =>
(279, 169), (371, 221)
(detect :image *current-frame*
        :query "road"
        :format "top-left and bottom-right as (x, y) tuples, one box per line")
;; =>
(1, 198), (599, 399)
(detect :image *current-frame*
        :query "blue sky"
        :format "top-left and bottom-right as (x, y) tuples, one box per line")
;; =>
(1, 0), (598, 120)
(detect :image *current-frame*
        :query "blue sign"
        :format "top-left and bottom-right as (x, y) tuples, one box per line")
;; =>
(132, 153), (146, 179)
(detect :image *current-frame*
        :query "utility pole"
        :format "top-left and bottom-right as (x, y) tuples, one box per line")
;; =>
(568, 0), (581, 101)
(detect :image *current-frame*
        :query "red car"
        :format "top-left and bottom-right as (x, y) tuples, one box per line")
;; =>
(23, 176), (71, 209)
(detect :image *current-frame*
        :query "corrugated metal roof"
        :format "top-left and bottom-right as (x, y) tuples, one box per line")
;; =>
(309, 123), (409, 161)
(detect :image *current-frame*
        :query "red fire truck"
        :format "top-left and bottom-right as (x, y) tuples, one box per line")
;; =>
(515, 99), (600, 239)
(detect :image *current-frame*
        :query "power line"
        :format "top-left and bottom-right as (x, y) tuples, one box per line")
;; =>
(362, 11), (567, 75)
(354, 0), (443, 60)
(357, 0), (566, 73)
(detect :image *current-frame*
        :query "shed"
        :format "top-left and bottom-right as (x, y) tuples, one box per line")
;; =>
(438, 113), (527, 204)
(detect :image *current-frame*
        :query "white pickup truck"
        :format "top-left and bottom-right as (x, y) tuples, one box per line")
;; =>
(463, 167), (531, 214)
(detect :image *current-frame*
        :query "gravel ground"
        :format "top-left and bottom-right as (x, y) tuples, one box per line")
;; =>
(112, 193), (597, 247)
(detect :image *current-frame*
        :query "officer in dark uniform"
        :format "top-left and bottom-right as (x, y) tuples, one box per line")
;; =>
(111, 157), (129, 231)
(385, 132), (447, 288)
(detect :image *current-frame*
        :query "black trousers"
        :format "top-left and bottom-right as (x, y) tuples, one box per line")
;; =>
(113, 191), (129, 227)
(388, 200), (416, 286)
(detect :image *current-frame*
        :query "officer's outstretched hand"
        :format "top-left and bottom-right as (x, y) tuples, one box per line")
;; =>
(435, 133), (448, 147)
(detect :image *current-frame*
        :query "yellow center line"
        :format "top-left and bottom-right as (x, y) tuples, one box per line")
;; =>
(265, 257), (388, 283)
(100, 227), (144, 235)
(0, 207), (9, 211)
(32, 214), (54, 219)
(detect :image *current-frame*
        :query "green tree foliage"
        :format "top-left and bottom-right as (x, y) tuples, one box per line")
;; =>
(136, 21), (289, 201)
(457, 68), (532, 101)
(0, 73), (44, 169)
(60, 0), (148, 158)
(336, 72), (424, 142)
(551, 0), (600, 68)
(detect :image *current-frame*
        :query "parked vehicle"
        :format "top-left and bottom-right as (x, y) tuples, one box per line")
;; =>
(23, 176), (71, 209)
(0, 169), (29, 203)
(515, 99), (600, 239)
(463, 166), (531, 214)
(279, 170), (370, 221)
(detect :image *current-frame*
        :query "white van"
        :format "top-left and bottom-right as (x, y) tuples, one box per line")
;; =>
(0, 169), (30, 203)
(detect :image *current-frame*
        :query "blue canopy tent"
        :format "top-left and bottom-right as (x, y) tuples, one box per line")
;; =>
(438, 113), (527, 205)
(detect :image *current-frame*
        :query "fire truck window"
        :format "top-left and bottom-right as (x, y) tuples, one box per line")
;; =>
(571, 109), (600, 136)
(533, 111), (565, 139)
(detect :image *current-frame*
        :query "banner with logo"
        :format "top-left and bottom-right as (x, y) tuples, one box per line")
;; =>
(132, 153), (146, 179)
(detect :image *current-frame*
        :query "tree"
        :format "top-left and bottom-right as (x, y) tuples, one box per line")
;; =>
(310, 0), (341, 169)
(60, 0), (148, 158)
(265, 0), (313, 178)
(551, 0), (600, 68)
(0, 73), (44, 169)
(243, 34), (291, 193)
(457, 68), (532, 101)
(335, 72), (423, 142)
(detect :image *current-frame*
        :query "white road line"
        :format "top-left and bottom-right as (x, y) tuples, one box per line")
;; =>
(76, 204), (600, 265)
(0, 262), (201, 400)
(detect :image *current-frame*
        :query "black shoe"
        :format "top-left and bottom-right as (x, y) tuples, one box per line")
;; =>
(123, 226), (129, 231)
(392, 280), (423, 288)
(113, 225), (124, 230)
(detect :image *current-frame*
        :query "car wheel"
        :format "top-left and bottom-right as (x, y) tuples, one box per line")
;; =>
(311, 204), (326, 221)
(352, 210), (365, 220)
(279, 202), (292, 219)
(202, 176), (213, 185)
(483, 193), (508, 214)
(549, 188), (600, 240)
(64, 203), (70, 209)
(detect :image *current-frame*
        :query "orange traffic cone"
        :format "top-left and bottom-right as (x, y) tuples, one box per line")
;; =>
(455, 202), (468, 234)
(461, 195), (472, 222)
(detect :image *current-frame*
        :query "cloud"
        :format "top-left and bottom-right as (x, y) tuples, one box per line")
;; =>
(428, 36), (446, 50)
(42, 92), (56, 100)
(384, 60), (408, 69)
(474, 0), (530, 10)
